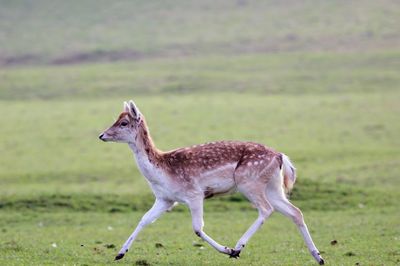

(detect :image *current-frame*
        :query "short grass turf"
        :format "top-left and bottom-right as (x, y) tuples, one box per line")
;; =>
(1, 0), (399, 62)
(1, 92), (399, 265)
(0, 209), (399, 266)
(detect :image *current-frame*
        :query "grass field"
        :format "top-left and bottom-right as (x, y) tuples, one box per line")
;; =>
(1, 0), (399, 265)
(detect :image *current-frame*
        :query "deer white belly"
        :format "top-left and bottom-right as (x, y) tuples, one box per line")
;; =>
(196, 163), (237, 196)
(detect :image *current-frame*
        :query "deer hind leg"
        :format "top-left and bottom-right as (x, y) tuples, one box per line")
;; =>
(188, 198), (234, 256)
(265, 173), (325, 265)
(232, 181), (274, 257)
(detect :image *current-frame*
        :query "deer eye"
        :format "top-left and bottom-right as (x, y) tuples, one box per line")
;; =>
(120, 121), (128, 127)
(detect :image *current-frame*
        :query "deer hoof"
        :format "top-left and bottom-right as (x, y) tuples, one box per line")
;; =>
(115, 253), (125, 260)
(311, 250), (324, 265)
(229, 249), (241, 259)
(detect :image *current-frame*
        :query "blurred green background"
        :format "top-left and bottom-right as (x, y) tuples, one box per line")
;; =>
(0, 1), (399, 265)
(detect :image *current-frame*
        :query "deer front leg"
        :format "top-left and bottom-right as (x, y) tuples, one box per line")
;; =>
(189, 199), (235, 256)
(115, 198), (175, 260)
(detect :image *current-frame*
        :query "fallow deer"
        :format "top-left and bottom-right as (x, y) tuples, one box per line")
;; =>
(99, 100), (325, 265)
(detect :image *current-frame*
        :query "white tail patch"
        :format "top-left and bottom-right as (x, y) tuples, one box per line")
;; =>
(281, 154), (296, 193)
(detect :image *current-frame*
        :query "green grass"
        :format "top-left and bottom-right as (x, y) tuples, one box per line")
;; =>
(1, 0), (400, 265)
(1, 0), (399, 63)
(1, 52), (400, 99)
(0, 209), (399, 265)
(1, 93), (399, 184)
(1, 92), (399, 265)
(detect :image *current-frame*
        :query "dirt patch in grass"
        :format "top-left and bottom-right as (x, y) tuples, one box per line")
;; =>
(51, 49), (145, 65)
(0, 54), (41, 66)
(1, 34), (398, 68)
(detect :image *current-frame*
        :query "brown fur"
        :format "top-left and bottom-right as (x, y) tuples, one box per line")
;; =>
(162, 141), (280, 180)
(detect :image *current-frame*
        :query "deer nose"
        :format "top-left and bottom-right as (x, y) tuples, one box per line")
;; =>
(99, 133), (105, 141)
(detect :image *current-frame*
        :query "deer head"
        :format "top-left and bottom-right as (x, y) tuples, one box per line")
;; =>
(99, 100), (142, 143)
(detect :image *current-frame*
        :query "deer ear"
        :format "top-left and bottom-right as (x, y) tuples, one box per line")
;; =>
(128, 100), (141, 120)
(123, 101), (130, 112)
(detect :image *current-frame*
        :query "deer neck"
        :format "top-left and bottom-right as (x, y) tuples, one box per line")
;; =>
(128, 119), (163, 181)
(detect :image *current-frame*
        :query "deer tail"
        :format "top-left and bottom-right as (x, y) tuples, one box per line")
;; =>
(281, 154), (296, 193)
